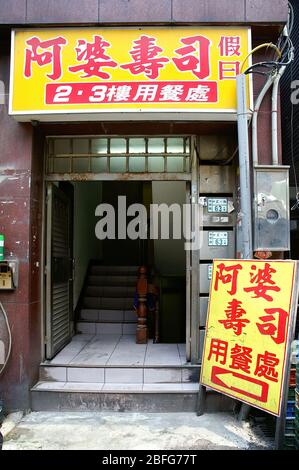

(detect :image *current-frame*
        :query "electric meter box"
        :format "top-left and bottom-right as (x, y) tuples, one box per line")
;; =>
(200, 230), (235, 260)
(200, 196), (235, 227)
(199, 263), (213, 293)
(254, 166), (290, 251)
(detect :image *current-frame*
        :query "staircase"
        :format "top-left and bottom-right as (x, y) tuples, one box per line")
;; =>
(76, 264), (138, 336)
(31, 264), (235, 412)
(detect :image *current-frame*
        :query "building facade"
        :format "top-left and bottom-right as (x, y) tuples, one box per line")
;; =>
(0, 0), (289, 412)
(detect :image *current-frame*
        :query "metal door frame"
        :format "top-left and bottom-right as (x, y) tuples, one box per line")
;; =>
(189, 137), (200, 363)
(43, 134), (196, 362)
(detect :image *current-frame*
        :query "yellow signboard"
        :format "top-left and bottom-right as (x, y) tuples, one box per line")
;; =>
(200, 260), (297, 416)
(9, 27), (251, 119)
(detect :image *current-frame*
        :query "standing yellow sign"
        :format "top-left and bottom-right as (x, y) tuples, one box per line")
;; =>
(200, 259), (297, 416)
(9, 27), (251, 119)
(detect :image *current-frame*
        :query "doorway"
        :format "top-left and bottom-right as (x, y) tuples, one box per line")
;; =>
(45, 179), (189, 360)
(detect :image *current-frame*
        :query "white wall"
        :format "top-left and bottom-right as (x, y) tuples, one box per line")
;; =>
(73, 182), (102, 307)
(151, 182), (186, 276)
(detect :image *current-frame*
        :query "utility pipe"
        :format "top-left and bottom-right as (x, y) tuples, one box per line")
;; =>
(272, 66), (287, 165)
(252, 73), (277, 166)
(236, 74), (253, 259)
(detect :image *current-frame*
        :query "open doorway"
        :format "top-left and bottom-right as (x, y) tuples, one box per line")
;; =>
(45, 180), (187, 362)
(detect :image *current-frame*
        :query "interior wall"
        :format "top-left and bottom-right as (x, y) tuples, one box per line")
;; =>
(73, 182), (102, 307)
(151, 181), (186, 276)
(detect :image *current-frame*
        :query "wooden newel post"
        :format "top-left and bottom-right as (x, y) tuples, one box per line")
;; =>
(136, 266), (148, 344)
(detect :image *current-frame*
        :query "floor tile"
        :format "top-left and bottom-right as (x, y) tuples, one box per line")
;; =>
(106, 337), (146, 366)
(105, 368), (143, 383)
(145, 343), (182, 366)
(40, 367), (67, 382)
(143, 368), (182, 383)
(70, 336), (120, 366)
(67, 367), (105, 383)
(50, 336), (93, 364)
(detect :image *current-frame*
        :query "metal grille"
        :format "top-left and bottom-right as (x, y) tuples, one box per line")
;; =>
(50, 189), (70, 356)
(46, 136), (191, 176)
(51, 283), (70, 353)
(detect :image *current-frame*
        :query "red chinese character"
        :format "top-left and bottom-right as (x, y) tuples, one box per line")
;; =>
(69, 35), (117, 79)
(120, 35), (169, 80)
(229, 344), (253, 374)
(254, 351), (280, 382)
(207, 339), (228, 365)
(24, 36), (67, 80)
(243, 263), (281, 302)
(219, 299), (250, 336)
(218, 36), (241, 57)
(172, 35), (211, 79)
(219, 61), (240, 80)
(256, 308), (288, 345)
(214, 262), (243, 295)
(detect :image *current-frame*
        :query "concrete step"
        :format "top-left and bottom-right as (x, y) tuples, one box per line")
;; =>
(82, 297), (133, 310)
(39, 364), (201, 384)
(87, 275), (137, 287)
(90, 266), (139, 275)
(76, 322), (136, 335)
(85, 285), (135, 298)
(30, 382), (234, 412)
(79, 309), (136, 322)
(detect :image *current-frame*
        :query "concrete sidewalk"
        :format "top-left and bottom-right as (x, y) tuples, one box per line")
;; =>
(3, 411), (274, 450)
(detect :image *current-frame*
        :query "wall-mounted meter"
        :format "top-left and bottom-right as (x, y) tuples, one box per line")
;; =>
(254, 166), (290, 251)
(0, 259), (19, 290)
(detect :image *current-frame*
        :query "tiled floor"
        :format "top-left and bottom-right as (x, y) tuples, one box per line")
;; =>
(47, 334), (187, 367)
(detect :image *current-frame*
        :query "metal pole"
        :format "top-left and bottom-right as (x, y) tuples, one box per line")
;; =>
(236, 74), (253, 259)
(236, 74), (253, 421)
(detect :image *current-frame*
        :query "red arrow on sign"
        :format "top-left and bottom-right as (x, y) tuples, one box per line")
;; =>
(211, 366), (269, 403)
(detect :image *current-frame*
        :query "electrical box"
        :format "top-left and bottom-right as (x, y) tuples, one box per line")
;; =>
(0, 260), (19, 290)
(200, 230), (235, 259)
(254, 166), (290, 251)
(199, 263), (213, 294)
(200, 196), (235, 227)
(0, 262), (14, 290)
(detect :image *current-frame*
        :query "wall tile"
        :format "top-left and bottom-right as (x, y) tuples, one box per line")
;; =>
(246, 0), (288, 23)
(0, 0), (26, 23)
(172, 0), (245, 22)
(26, 0), (99, 23)
(100, 0), (171, 22)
